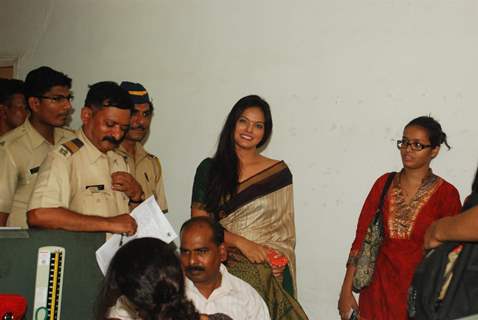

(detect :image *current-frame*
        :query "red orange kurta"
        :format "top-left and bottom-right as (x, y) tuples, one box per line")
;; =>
(348, 172), (461, 320)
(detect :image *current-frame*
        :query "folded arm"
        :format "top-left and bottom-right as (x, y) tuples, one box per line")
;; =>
(27, 207), (136, 235)
(425, 205), (478, 248)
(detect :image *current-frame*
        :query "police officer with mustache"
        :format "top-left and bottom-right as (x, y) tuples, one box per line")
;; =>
(116, 81), (168, 212)
(27, 81), (141, 235)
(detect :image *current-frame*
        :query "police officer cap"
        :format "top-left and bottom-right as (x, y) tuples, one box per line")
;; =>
(120, 81), (151, 105)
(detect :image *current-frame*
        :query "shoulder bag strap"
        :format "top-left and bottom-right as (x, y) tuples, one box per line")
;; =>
(377, 172), (396, 214)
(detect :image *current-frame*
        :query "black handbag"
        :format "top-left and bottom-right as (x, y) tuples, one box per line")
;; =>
(408, 193), (478, 320)
(352, 172), (396, 292)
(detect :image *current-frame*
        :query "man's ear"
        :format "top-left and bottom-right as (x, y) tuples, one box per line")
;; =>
(28, 97), (40, 113)
(80, 107), (93, 125)
(219, 243), (227, 262)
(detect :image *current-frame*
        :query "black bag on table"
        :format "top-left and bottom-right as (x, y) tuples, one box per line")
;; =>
(408, 193), (478, 320)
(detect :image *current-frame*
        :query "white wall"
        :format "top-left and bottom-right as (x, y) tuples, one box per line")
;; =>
(2, 0), (478, 318)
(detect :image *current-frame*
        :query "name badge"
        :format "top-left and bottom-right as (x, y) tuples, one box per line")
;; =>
(85, 184), (105, 193)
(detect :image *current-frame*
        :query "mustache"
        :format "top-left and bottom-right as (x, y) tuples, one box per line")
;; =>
(186, 265), (205, 273)
(131, 125), (145, 131)
(102, 136), (121, 145)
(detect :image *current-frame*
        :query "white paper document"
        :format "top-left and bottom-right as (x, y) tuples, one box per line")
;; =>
(96, 196), (177, 274)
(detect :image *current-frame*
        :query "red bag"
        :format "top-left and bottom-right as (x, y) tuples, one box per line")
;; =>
(0, 294), (27, 319)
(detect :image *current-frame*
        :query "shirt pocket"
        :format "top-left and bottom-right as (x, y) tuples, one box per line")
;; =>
(75, 187), (116, 217)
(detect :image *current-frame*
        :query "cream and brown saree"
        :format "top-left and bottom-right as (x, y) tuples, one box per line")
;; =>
(192, 158), (308, 320)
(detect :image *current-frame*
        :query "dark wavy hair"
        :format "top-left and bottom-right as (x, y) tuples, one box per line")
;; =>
(0, 78), (24, 105)
(85, 81), (133, 111)
(204, 95), (272, 214)
(24, 66), (71, 99)
(406, 116), (450, 149)
(95, 238), (200, 320)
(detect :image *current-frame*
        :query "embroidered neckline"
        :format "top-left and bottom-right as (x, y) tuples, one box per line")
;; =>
(388, 169), (441, 239)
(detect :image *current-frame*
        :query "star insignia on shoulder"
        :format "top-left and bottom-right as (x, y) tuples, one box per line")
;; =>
(59, 147), (70, 157)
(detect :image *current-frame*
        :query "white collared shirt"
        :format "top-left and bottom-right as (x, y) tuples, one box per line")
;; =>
(185, 264), (271, 320)
(106, 264), (270, 320)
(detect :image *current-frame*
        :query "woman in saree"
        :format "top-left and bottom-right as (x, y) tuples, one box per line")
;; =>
(191, 95), (308, 320)
(338, 116), (462, 320)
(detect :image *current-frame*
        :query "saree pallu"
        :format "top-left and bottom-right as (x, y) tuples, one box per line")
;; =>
(192, 159), (309, 320)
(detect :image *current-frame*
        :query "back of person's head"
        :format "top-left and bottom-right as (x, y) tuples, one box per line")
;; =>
(461, 166), (478, 212)
(85, 81), (133, 111)
(406, 116), (450, 149)
(96, 238), (200, 320)
(24, 66), (71, 100)
(180, 216), (225, 246)
(0, 78), (24, 105)
(471, 166), (478, 194)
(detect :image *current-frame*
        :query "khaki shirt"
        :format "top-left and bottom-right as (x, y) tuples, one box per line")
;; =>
(116, 143), (168, 212)
(0, 119), (75, 227)
(28, 129), (130, 217)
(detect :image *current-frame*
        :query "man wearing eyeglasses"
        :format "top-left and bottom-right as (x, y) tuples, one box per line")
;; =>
(116, 81), (168, 212)
(27, 81), (138, 235)
(0, 78), (28, 137)
(0, 66), (75, 227)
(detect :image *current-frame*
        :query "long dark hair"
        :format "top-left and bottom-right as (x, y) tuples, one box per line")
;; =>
(204, 95), (273, 214)
(95, 238), (200, 320)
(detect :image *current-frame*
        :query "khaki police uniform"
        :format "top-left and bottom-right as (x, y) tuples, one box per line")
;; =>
(116, 143), (168, 212)
(28, 129), (130, 217)
(0, 119), (75, 227)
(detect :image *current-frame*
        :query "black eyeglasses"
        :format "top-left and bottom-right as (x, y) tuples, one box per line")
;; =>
(397, 140), (433, 151)
(37, 94), (74, 103)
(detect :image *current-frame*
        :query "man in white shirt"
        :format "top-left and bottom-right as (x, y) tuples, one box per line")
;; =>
(180, 216), (271, 320)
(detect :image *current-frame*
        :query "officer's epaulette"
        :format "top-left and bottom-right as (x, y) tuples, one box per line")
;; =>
(0, 124), (27, 146)
(146, 153), (158, 159)
(58, 138), (84, 157)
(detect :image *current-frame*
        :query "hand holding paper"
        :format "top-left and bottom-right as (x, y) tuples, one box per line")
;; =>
(96, 196), (177, 274)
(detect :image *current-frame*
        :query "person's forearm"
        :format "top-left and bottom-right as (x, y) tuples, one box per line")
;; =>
(27, 207), (112, 232)
(190, 208), (243, 246)
(190, 208), (251, 249)
(0, 212), (8, 226)
(341, 264), (356, 293)
(224, 229), (246, 248)
(436, 206), (478, 242)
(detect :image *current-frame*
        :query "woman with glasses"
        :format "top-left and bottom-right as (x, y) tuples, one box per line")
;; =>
(191, 95), (308, 320)
(338, 116), (461, 320)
